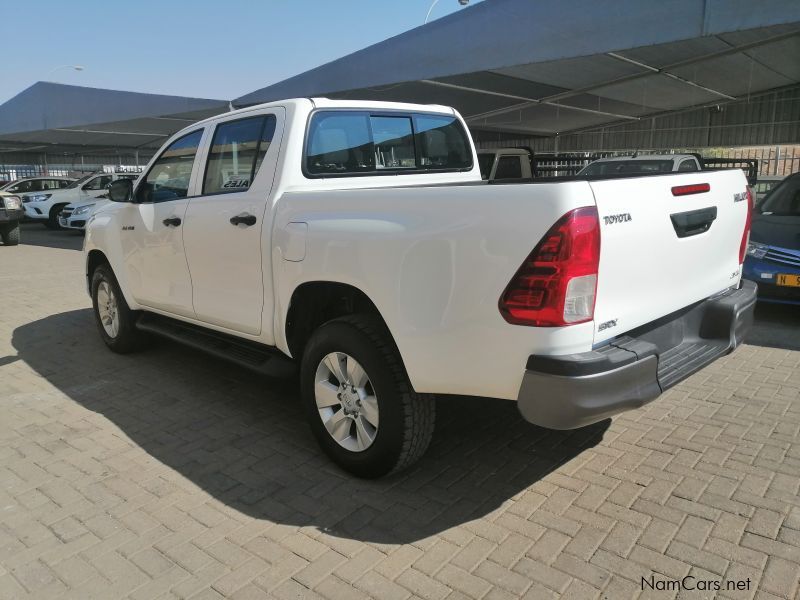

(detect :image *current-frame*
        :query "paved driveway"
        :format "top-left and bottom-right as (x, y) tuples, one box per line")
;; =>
(1, 225), (799, 599)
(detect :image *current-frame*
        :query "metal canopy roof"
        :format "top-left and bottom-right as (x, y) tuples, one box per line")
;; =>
(235, 0), (800, 136)
(0, 82), (228, 156)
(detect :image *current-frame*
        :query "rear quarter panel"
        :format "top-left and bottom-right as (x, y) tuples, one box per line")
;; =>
(273, 181), (595, 400)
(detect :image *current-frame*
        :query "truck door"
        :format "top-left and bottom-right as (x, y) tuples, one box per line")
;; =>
(182, 108), (284, 336)
(120, 129), (204, 318)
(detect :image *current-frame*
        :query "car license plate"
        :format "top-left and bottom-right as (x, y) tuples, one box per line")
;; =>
(776, 273), (800, 287)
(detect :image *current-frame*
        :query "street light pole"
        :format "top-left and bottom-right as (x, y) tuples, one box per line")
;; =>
(44, 65), (85, 81)
(425, 0), (469, 24)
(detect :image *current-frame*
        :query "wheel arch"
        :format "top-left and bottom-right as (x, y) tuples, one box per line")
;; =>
(86, 249), (109, 285)
(85, 249), (137, 308)
(285, 281), (399, 364)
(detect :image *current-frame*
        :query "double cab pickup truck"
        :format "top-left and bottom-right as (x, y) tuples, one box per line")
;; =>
(85, 98), (756, 477)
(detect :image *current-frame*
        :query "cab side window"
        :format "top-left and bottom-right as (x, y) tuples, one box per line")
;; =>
(202, 115), (276, 195)
(678, 159), (698, 172)
(137, 129), (204, 203)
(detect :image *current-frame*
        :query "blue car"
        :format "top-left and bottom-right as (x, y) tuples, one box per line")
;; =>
(743, 172), (800, 305)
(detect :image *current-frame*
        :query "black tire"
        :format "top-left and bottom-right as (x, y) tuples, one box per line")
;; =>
(90, 263), (149, 353)
(46, 204), (67, 229)
(1, 223), (20, 246)
(300, 314), (435, 478)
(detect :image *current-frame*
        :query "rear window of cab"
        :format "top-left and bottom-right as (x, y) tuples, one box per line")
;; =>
(304, 110), (473, 177)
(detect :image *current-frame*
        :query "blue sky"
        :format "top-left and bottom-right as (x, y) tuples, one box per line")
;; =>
(1, 0), (482, 104)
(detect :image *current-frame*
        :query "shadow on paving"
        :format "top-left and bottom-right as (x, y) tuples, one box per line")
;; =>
(19, 223), (84, 251)
(13, 309), (608, 544)
(745, 301), (800, 352)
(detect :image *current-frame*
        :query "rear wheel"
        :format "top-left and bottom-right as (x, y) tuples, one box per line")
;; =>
(0, 223), (20, 246)
(300, 314), (435, 478)
(91, 264), (149, 353)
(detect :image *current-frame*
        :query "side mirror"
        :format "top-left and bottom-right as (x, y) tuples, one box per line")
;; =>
(108, 178), (133, 203)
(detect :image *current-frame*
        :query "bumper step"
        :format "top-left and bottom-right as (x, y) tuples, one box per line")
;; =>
(517, 280), (757, 430)
(656, 340), (727, 389)
(136, 313), (296, 378)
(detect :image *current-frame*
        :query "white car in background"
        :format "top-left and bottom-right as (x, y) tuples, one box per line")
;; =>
(59, 174), (140, 231)
(0, 176), (75, 196)
(22, 171), (139, 229)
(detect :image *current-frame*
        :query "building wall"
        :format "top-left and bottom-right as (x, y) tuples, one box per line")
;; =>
(0, 150), (155, 180)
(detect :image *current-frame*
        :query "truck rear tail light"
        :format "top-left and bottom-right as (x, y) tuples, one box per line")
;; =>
(499, 206), (600, 327)
(671, 183), (710, 196)
(738, 187), (753, 264)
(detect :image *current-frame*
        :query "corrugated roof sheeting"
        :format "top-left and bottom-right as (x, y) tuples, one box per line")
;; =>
(474, 85), (800, 151)
(236, 0), (800, 141)
(0, 82), (228, 155)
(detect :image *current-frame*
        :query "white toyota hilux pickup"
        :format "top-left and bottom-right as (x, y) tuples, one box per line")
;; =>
(84, 98), (756, 477)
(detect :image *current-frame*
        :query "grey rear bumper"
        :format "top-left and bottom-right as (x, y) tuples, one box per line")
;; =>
(517, 280), (757, 430)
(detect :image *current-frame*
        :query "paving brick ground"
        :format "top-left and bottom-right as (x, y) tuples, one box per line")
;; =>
(1, 225), (799, 600)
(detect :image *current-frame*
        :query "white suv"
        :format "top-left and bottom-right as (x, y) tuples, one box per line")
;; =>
(59, 175), (140, 231)
(22, 172), (131, 229)
(1, 176), (75, 197)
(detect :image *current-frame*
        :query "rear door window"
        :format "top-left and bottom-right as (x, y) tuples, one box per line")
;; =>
(305, 110), (472, 176)
(202, 115), (277, 195)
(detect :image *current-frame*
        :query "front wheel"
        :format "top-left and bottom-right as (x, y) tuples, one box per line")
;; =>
(0, 223), (20, 246)
(91, 264), (149, 353)
(300, 315), (435, 478)
(46, 204), (66, 229)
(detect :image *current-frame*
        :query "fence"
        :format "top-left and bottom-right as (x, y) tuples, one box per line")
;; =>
(680, 145), (800, 177)
(0, 166), (74, 180)
(476, 144), (800, 180)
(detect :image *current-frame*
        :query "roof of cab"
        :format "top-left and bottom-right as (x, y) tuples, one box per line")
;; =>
(191, 97), (457, 128)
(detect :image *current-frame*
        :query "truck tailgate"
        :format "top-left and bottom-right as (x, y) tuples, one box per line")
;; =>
(591, 170), (749, 345)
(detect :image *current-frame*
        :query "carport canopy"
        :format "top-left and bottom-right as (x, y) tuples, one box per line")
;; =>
(235, 0), (800, 136)
(0, 82), (229, 156)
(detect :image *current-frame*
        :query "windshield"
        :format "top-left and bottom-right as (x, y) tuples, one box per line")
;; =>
(477, 153), (495, 179)
(579, 159), (674, 176)
(66, 174), (93, 189)
(759, 175), (800, 216)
